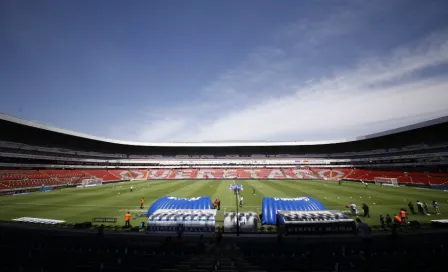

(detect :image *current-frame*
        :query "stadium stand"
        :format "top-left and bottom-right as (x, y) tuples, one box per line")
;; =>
(130, 169), (149, 179)
(1, 222), (448, 272)
(108, 169), (131, 180)
(344, 169), (448, 185)
(82, 170), (124, 181)
(1, 168), (448, 190)
(39, 169), (86, 178)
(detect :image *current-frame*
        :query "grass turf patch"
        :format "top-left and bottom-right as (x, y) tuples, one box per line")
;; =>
(0, 179), (447, 228)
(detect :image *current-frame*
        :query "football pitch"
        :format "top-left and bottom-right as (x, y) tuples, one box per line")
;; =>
(0, 179), (447, 227)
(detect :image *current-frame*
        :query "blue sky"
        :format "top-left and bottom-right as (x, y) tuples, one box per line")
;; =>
(1, 0), (448, 142)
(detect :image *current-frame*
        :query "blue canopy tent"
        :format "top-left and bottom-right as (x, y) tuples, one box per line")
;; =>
(146, 196), (212, 216)
(261, 196), (327, 225)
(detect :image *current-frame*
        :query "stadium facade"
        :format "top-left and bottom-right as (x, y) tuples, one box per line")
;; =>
(0, 113), (447, 192)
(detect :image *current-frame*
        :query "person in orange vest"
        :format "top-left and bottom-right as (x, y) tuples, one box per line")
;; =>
(125, 211), (131, 227)
(393, 214), (402, 225)
(400, 208), (407, 224)
(140, 198), (144, 209)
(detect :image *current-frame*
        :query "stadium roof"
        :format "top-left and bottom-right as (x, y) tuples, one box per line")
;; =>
(1, 113), (448, 155)
(1, 113), (448, 147)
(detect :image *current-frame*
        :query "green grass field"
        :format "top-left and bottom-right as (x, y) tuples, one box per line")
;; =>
(1, 179), (447, 228)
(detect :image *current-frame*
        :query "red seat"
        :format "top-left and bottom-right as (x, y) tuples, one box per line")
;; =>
(82, 170), (121, 181)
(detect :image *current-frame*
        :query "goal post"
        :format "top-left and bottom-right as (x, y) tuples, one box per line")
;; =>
(374, 177), (399, 187)
(79, 178), (103, 188)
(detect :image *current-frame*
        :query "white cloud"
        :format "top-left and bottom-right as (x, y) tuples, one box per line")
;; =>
(286, 10), (359, 48)
(133, 118), (187, 142)
(186, 77), (448, 142)
(111, 26), (448, 143)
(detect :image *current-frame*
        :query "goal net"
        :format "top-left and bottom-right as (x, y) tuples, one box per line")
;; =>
(78, 178), (103, 188)
(374, 177), (399, 187)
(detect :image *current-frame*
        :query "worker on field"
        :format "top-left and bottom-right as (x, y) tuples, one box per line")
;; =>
(433, 200), (441, 215)
(252, 187), (255, 195)
(416, 200), (424, 214)
(239, 196), (244, 208)
(408, 202), (415, 214)
(400, 208), (407, 224)
(125, 211), (131, 228)
(140, 197), (144, 209)
(423, 202), (430, 215)
(349, 203), (358, 215)
(362, 203), (370, 218)
(130, 186), (134, 192)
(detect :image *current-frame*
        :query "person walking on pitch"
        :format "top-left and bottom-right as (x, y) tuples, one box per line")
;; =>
(408, 202), (415, 214)
(125, 211), (131, 228)
(433, 200), (441, 215)
(362, 203), (370, 218)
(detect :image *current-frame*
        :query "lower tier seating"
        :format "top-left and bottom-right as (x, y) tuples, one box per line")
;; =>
(144, 168), (448, 185)
(1, 168), (447, 190)
(0, 170), (132, 190)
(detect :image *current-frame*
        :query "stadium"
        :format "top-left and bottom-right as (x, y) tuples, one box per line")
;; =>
(1, 113), (448, 271)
